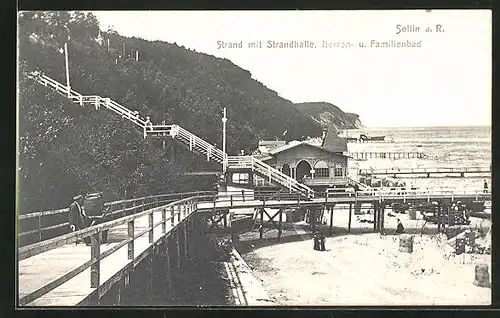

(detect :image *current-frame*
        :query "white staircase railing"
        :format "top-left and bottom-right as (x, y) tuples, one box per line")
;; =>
(227, 156), (314, 197)
(26, 71), (315, 198)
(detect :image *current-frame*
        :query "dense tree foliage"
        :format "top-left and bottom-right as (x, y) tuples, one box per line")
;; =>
(18, 11), (327, 212)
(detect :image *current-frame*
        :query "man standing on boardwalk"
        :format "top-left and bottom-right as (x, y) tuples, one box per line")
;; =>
(484, 180), (488, 193)
(69, 195), (91, 246)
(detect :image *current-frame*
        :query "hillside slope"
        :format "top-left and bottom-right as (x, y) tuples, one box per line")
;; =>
(294, 102), (362, 131)
(18, 11), (360, 211)
(18, 12), (324, 211)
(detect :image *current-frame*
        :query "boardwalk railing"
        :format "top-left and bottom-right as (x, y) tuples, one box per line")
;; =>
(196, 188), (491, 211)
(27, 71), (314, 198)
(18, 191), (215, 246)
(227, 156), (314, 198)
(18, 196), (199, 306)
(358, 166), (491, 176)
(347, 151), (427, 160)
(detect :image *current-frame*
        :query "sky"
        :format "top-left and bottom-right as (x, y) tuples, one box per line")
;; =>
(90, 10), (491, 128)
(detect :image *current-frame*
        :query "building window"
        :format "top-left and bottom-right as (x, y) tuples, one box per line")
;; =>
(334, 167), (343, 177)
(314, 161), (329, 178)
(282, 163), (291, 177)
(232, 172), (249, 185)
(315, 168), (329, 178)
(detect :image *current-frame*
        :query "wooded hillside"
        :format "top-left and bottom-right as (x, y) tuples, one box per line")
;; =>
(18, 11), (326, 211)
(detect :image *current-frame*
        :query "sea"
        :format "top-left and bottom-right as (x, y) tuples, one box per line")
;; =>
(344, 126), (491, 191)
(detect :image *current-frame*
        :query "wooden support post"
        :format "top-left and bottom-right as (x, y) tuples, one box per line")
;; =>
(38, 215), (42, 242)
(128, 220), (134, 259)
(447, 204), (451, 228)
(149, 212), (154, 244)
(165, 249), (173, 295)
(380, 203), (385, 234)
(373, 202), (378, 232)
(171, 206), (175, 227)
(348, 203), (352, 233)
(223, 210), (228, 228)
(175, 231), (181, 270)
(90, 232), (101, 288)
(278, 209), (283, 241)
(148, 255), (154, 302)
(311, 208), (316, 232)
(437, 202), (441, 232)
(259, 208), (264, 240)
(183, 220), (188, 257)
(329, 206), (334, 236)
(162, 208), (166, 233)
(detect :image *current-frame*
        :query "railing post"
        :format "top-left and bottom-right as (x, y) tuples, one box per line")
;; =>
(38, 215), (42, 242)
(90, 232), (101, 288)
(128, 220), (134, 260)
(242, 190), (245, 202)
(142, 198), (146, 212)
(162, 208), (166, 233)
(171, 206), (175, 227)
(177, 205), (181, 223)
(149, 211), (154, 244)
(230, 195), (233, 207)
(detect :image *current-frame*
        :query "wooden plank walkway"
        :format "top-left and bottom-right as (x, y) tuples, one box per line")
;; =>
(347, 152), (426, 160)
(359, 167), (491, 177)
(18, 205), (187, 306)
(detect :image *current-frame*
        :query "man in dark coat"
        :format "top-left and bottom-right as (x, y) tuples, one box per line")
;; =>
(319, 233), (326, 251)
(396, 219), (405, 234)
(69, 195), (91, 245)
(313, 232), (320, 251)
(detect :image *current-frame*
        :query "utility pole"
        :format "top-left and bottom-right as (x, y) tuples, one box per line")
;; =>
(64, 42), (71, 97)
(222, 107), (227, 173)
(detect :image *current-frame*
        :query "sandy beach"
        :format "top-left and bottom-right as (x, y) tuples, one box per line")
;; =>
(236, 209), (491, 306)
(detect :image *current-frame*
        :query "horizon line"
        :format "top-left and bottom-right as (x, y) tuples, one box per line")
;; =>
(348, 124), (491, 129)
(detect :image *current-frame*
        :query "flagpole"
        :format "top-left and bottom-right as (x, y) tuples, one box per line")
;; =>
(64, 42), (71, 97)
(222, 107), (227, 173)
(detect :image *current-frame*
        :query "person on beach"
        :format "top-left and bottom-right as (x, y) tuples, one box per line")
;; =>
(313, 232), (320, 251)
(396, 219), (405, 234)
(484, 180), (488, 193)
(68, 195), (91, 246)
(319, 233), (326, 251)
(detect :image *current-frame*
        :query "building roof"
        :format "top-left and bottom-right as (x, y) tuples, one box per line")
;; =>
(268, 140), (303, 155)
(321, 123), (348, 153)
(268, 140), (348, 157)
(253, 154), (274, 161)
(256, 140), (287, 155)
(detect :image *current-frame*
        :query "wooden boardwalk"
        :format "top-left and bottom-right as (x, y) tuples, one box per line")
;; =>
(358, 166), (491, 177)
(197, 189), (491, 212)
(347, 151), (426, 160)
(18, 204), (191, 306)
(18, 190), (491, 306)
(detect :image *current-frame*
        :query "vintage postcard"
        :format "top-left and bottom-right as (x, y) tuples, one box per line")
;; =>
(17, 10), (491, 307)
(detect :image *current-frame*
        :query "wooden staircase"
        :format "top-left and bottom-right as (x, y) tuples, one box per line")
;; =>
(27, 71), (315, 199)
